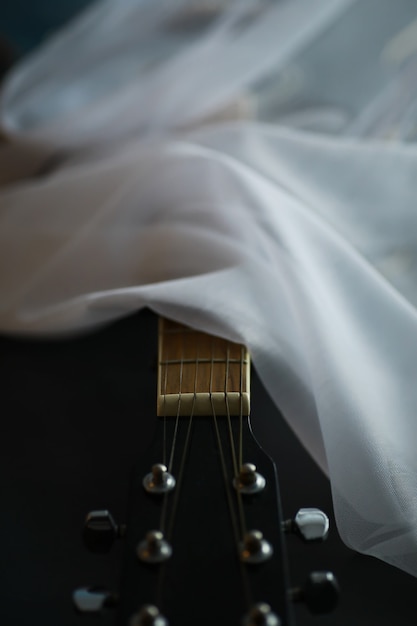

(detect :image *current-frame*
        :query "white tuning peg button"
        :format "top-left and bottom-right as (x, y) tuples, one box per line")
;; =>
(283, 508), (329, 542)
(73, 587), (118, 613)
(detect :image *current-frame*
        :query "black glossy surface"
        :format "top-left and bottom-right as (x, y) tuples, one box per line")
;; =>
(300, 572), (339, 615)
(0, 309), (416, 625)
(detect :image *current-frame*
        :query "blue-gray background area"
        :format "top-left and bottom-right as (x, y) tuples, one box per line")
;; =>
(1, 1), (95, 56)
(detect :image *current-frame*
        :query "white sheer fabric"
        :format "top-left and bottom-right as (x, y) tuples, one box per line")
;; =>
(1, 0), (417, 576)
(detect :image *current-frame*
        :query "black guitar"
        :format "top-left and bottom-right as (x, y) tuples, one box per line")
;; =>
(73, 317), (338, 625)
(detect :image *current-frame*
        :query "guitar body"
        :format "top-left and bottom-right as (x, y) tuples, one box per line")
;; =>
(2, 309), (416, 625)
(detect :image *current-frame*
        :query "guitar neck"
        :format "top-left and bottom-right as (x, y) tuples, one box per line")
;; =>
(157, 317), (250, 417)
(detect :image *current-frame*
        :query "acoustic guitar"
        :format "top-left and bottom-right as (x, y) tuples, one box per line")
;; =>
(73, 317), (338, 625)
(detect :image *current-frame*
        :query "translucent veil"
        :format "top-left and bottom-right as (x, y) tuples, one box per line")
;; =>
(2, 0), (417, 576)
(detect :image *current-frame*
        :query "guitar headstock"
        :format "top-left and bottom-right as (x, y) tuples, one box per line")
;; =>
(74, 319), (338, 625)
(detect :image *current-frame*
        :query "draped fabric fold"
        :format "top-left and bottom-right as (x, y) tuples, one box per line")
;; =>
(2, 0), (417, 576)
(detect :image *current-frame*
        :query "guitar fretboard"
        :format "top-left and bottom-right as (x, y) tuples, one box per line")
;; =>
(157, 318), (250, 416)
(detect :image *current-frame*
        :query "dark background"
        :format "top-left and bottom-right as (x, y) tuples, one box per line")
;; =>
(0, 309), (415, 625)
(1, 0), (92, 56)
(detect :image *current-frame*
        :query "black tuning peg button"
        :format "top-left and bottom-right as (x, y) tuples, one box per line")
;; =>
(83, 510), (125, 553)
(290, 571), (339, 614)
(282, 508), (329, 542)
(73, 587), (119, 613)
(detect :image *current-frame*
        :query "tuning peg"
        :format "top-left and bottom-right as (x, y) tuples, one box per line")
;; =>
(290, 571), (339, 614)
(73, 586), (119, 613)
(240, 530), (273, 564)
(242, 602), (281, 626)
(129, 604), (169, 626)
(83, 510), (125, 553)
(233, 463), (266, 494)
(143, 463), (176, 494)
(137, 530), (172, 564)
(282, 508), (329, 542)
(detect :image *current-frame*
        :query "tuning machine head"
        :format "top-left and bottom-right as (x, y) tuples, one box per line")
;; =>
(242, 602), (281, 625)
(240, 530), (273, 564)
(234, 463), (266, 494)
(143, 463), (176, 494)
(129, 605), (168, 626)
(83, 509), (125, 553)
(290, 571), (339, 614)
(73, 586), (119, 613)
(282, 508), (329, 542)
(137, 530), (172, 563)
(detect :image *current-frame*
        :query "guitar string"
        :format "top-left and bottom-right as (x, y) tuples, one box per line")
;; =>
(228, 342), (253, 605)
(165, 331), (198, 543)
(225, 344), (239, 478)
(156, 327), (198, 607)
(167, 349), (183, 475)
(158, 323), (184, 535)
(236, 342), (252, 608)
(210, 337), (252, 607)
(162, 325), (168, 467)
(239, 344), (245, 470)
(224, 345), (247, 539)
(158, 324), (252, 607)
(210, 350), (240, 551)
